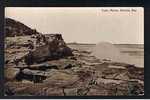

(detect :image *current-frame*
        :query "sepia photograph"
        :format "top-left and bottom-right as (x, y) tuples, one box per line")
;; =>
(4, 7), (144, 96)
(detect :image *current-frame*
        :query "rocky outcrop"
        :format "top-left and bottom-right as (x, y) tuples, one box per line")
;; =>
(5, 18), (39, 37)
(5, 18), (73, 65)
(24, 34), (73, 64)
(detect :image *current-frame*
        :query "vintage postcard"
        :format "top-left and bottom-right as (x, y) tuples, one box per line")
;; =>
(4, 7), (144, 96)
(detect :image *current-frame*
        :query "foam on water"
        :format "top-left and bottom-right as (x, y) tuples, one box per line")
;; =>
(92, 42), (143, 67)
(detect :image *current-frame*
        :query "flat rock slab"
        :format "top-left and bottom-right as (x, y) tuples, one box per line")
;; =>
(43, 71), (79, 87)
(22, 69), (50, 76)
(96, 78), (124, 85)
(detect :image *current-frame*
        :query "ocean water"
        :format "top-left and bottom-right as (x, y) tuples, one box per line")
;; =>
(68, 42), (144, 68)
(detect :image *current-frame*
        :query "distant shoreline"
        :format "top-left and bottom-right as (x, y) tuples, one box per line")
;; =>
(67, 43), (144, 45)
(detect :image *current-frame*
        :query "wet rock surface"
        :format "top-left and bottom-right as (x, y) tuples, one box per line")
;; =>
(5, 18), (144, 96)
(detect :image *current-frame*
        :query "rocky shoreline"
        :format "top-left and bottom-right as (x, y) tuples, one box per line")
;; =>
(4, 18), (144, 96)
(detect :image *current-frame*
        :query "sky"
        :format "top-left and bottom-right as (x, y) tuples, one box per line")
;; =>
(5, 7), (144, 44)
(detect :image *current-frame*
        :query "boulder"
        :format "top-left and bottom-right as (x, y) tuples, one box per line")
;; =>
(24, 34), (73, 64)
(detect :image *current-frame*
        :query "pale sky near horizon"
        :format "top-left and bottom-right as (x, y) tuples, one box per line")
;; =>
(5, 7), (144, 44)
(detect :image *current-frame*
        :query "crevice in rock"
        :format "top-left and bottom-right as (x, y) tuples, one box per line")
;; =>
(15, 71), (47, 83)
(62, 87), (66, 96)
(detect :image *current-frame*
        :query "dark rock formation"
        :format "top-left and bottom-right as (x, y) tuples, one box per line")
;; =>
(24, 34), (73, 64)
(5, 18), (39, 37)
(5, 18), (73, 65)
